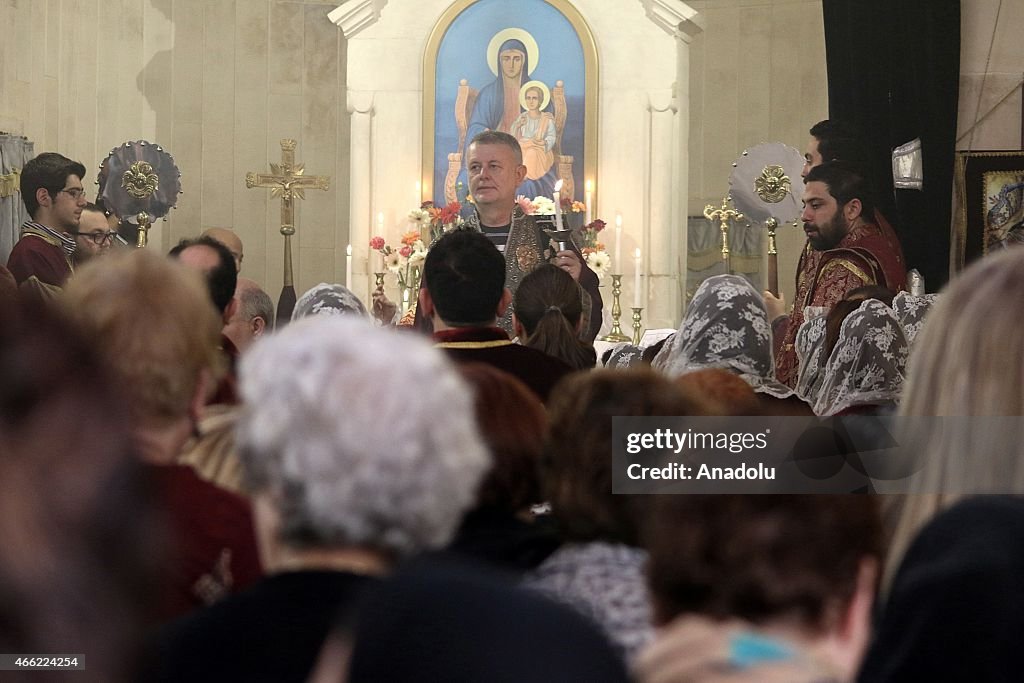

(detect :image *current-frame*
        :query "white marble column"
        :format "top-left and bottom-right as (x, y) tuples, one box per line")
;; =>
(331, 0), (388, 307)
(640, 0), (703, 328)
(645, 90), (678, 329)
(674, 16), (703, 318)
(347, 90), (375, 307)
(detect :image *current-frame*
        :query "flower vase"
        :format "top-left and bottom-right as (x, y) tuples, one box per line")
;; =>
(411, 265), (422, 293)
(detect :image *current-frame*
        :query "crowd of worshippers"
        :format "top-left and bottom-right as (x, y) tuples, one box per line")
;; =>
(5, 124), (1024, 683)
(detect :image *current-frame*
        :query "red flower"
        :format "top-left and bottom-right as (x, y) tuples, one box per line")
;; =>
(370, 236), (385, 250)
(587, 219), (607, 233)
(399, 245), (412, 258)
(439, 202), (462, 225)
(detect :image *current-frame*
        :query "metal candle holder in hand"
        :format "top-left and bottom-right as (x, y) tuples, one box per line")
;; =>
(543, 227), (576, 253)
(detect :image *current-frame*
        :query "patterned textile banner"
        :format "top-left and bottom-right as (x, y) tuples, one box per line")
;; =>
(0, 135), (34, 264)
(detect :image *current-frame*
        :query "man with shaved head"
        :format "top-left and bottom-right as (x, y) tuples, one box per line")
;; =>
(201, 228), (244, 273)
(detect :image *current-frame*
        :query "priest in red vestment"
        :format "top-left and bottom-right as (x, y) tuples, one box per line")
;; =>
(767, 161), (905, 388)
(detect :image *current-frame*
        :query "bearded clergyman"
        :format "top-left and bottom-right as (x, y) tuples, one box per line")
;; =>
(765, 161), (905, 387)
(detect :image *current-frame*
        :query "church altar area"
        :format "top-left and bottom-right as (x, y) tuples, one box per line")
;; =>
(331, 0), (703, 333)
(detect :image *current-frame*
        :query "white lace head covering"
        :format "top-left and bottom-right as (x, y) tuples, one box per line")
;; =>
(652, 274), (794, 398)
(292, 283), (368, 320)
(794, 313), (829, 405)
(892, 290), (939, 347)
(813, 298), (909, 416)
(604, 342), (644, 369)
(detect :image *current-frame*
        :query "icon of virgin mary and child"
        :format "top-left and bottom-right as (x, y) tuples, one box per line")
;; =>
(465, 31), (560, 199)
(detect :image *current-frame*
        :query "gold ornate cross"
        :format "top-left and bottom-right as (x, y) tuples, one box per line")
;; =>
(245, 139), (330, 289)
(704, 196), (745, 270)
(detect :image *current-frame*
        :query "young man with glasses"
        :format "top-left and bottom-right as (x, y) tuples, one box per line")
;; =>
(71, 203), (116, 266)
(7, 152), (88, 287)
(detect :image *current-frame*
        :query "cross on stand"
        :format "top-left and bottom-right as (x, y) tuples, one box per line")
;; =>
(703, 196), (745, 273)
(246, 138), (330, 325)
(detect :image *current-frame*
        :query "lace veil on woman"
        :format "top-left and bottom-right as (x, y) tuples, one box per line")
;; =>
(652, 274), (811, 415)
(812, 298), (909, 416)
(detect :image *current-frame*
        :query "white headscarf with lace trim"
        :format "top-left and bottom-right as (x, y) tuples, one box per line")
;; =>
(892, 290), (939, 347)
(292, 283), (368, 320)
(813, 298), (909, 416)
(652, 274), (794, 398)
(794, 313), (828, 405)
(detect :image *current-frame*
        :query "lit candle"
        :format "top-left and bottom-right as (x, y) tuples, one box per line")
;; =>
(633, 248), (643, 308)
(346, 244), (353, 287)
(415, 181), (422, 206)
(553, 179), (564, 231)
(615, 214), (623, 270)
(585, 180), (593, 225)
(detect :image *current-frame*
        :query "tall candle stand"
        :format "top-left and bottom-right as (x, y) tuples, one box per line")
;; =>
(631, 307), (644, 346)
(599, 274), (631, 342)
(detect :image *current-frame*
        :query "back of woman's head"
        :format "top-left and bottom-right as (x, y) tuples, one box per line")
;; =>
(644, 495), (883, 629)
(514, 264), (594, 370)
(238, 317), (490, 558)
(814, 299), (908, 416)
(902, 248), (1024, 417)
(824, 287), (895, 360)
(674, 368), (761, 416)
(862, 496), (1024, 682)
(542, 369), (704, 545)
(0, 296), (163, 682)
(458, 363), (548, 512)
(887, 250), (1024, 581)
(292, 283), (367, 319)
(652, 274), (773, 381)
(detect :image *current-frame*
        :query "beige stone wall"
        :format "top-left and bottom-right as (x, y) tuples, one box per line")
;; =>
(0, 0), (349, 302)
(686, 0), (828, 305)
(958, 0), (1024, 150)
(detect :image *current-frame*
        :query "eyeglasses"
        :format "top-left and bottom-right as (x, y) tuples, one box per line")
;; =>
(58, 188), (87, 200)
(72, 231), (116, 245)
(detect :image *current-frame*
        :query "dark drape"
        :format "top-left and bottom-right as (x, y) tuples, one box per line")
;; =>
(822, 0), (960, 290)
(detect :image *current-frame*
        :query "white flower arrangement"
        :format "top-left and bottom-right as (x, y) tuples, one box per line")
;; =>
(408, 208), (431, 227)
(407, 239), (428, 266)
(383, 250), (403, 272)
(585, 250), (611, 277)
(529, 196), (556, 215)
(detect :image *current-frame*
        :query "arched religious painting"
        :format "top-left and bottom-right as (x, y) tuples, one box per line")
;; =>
(423, 0), (598, 209)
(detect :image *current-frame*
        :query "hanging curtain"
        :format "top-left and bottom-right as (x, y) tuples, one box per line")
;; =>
(0, 134), (34, 264)
(822, 0), (960, 290)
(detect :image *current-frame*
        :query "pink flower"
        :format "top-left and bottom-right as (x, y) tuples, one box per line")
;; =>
(370, 236), (385, 250)
(399, 245), (412, 258)
(516, 195), (536, 215)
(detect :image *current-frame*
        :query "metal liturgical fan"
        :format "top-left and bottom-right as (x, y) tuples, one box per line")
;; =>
(729, 143), (805, 296)
(98, 141), (182, 248)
